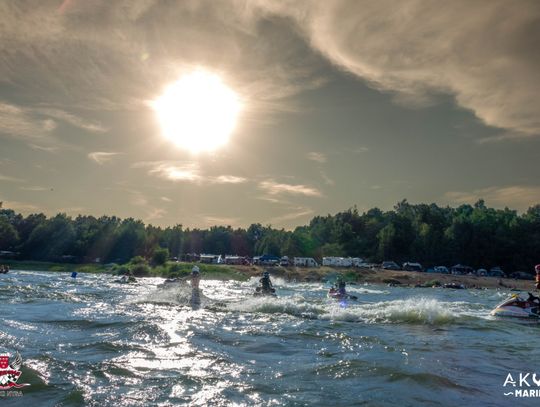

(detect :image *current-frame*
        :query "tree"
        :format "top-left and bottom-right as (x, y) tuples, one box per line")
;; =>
(152, 247), (169, 266)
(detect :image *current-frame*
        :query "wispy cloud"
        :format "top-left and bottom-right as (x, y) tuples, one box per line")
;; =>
(0, 173), (25, 183)
(88, 151), (122, 165)
(255, 1), (540, 137)
(202, 215), (239, 226)
(0, 102), (55, 141)
(134, 161), (247, 184)
(0, 199), (40, 213)
(19, 186), (49, 191)
(259, 180), (322, 197)
(0, 101), (108, 151)
(320, 171), (335, 186)
(212, 175), (247, 184)
(307, 152), (327, 163)
(353, 147), (370, 153)
(444, 185), (540, 211)
(29, 144), (58, 153)
(265, 207), (314, 227)
(34, 108), (107, 133)
(147, 163), (201, 182)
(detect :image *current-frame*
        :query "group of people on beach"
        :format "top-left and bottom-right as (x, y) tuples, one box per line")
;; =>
(0, 265), (9, 274)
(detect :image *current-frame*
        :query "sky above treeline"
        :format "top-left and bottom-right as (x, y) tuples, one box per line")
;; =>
(1, 0), (539, 229)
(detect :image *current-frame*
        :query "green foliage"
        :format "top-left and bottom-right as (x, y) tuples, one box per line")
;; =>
(130, 263), (151, 276)
(152, 247), (169, 265)
(2, 200), (540, 273)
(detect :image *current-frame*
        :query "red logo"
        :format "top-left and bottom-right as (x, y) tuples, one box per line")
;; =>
(0, 352), (30, 390)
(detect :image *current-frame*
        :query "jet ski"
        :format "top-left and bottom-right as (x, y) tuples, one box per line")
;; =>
(114, 275), (137, 284)
(491, 293), (540, 319)
(327, 288), (358, 301)
(254, 286), (276, 297)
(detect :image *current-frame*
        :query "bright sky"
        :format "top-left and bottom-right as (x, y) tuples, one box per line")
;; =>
(1, 0), (539, 229)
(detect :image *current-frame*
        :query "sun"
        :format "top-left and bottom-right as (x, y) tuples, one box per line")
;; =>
(152, 70), (242, 153)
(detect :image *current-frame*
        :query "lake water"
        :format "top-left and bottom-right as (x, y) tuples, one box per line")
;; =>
(1, 270), (539, 406)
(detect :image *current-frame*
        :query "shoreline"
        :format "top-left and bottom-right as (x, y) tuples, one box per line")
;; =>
(2, 260), (536, 291)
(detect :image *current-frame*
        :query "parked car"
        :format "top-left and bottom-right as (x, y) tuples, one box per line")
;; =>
(382, 261), (401, 270)
(256, 254), (281, 266)
(450, 264), (474, 275)
(434, 266), (449, 274)
(489, 266), (505, 277)
(510, 271), (534, 280)
(280, 256), (289, 266)
(476, 268), (488, 276)
(402, 262), (423, 272)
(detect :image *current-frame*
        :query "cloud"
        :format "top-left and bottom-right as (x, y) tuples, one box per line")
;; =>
(0, 102), (55, 141)
(0, 101), (108, 151)
(202, 215), (239, 226)
(35, 108), (107, 133)
(320, 171), (335, 186)
(146, 208), (167, 221)
(0, 173), (25, 183)
(19, 186), (50, 191)
(265, 207), (314, 226)
(212, 175), (247, 184)
(444, 185), (540, 211)
(3, 1), (537, 139)
(254, 0), (540, 136)
(0, 199), (40, 213)
(0, 1), (325, 116)
(134, 162), (201, 182)
(134, 161), (247, 184)
(307, 152), (327, 163)
(88, 151), (121, 165)
(29, 144), (59, 153)
(259, 180), (322, 197)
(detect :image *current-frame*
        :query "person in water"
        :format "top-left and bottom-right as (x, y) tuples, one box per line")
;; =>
(259, 271), (274, 293)
(191, 265), (201, 290)
(337, 280), (347, 296)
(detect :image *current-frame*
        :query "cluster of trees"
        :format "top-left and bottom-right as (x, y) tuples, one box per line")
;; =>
(1, 200), (539, 273)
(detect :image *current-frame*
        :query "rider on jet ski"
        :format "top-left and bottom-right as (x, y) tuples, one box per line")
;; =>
(259, 271), (274, 293)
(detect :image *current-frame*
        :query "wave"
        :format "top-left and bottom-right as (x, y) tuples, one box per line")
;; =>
(228, 296), (325, 319)
(322, 297), (459, 325)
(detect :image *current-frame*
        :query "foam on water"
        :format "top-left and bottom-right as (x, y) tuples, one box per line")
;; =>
(322, 297), (458, 325)
(228, 295), (325, 319)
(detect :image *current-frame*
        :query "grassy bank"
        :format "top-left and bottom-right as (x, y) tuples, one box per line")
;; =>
(2, 260), (108, 273)
(3, 259), (249, 281)
(3, 259), (535, 290)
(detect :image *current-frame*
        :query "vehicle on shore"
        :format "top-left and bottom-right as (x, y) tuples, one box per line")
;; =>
(294, 257), (319, 267)
(489, 267), (505, 277)
(402, 262), (423, 272)
(450, 264), (474, 275)
(382, 261), (400, 270)
(510, 271), (534, 280)
(476, 268), (488, 276)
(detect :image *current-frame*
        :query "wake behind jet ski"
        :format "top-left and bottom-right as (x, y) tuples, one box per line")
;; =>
(491, 293), (540, 319)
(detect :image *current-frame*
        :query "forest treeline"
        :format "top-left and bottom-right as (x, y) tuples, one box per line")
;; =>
(1, 199), (539, 273)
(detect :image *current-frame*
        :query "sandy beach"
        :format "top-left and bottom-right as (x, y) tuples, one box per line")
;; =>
(233, 265), (536, 291)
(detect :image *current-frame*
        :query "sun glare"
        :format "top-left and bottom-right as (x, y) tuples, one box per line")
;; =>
(153, 70), (242, 153)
